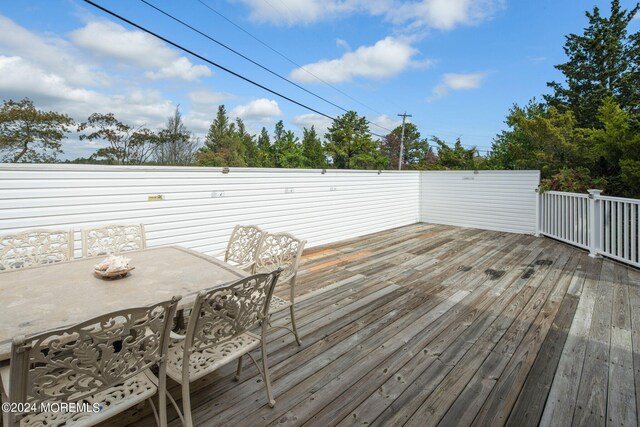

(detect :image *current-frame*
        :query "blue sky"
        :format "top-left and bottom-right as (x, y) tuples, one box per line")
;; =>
(1, 0), (639, 159)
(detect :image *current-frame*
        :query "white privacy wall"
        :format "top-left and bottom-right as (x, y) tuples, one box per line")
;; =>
(0, 164), (421, 256)
(420, 170), (541, 234)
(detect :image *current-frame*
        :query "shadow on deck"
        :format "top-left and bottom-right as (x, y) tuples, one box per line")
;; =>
(110, 223), (640, 427)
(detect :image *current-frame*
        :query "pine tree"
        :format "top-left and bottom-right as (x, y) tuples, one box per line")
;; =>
(256, 127), (274, 168)
(197, 105), (246, 166)
(272, 120), (304, 168)
(545, 0), (640, 128)
(236, 118), (258, 167)
(381, 122), (431, 169)
(324, 111), (386, 169)
(301, 126), (327, 168)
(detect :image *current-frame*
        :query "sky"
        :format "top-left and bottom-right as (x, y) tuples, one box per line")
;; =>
(1, 0), (639, 160)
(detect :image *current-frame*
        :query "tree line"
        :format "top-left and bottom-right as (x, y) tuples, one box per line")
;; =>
(0, 99), (441, 171)
(1, 0), (639, 197)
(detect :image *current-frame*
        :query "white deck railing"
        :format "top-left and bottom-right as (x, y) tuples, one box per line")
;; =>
(539, 191), (590, 250)
(599, 195), (639, 267)
(539, 189), (640, 268)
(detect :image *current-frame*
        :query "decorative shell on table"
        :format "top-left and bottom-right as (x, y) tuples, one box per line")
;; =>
(93, 255), (135, 279)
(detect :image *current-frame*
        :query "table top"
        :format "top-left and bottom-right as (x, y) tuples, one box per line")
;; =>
(0, 246), (247, 361)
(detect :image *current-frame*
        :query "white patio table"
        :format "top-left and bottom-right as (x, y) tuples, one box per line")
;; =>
(0, 246), (247, 361)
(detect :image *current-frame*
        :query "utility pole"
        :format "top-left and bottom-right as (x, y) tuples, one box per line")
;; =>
(397, 112), (412, 170)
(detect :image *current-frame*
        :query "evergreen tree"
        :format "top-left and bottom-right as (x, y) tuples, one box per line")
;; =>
(546, 0), (640, 128)
(433, 137), (484, 170)
(256, 127), (275, 168)
(324, 111), (386, 169)
(301, 126), (327, 168)
(197, 105), (246, 166)
(488, 102), (586, 177)
(381, 123), (431, 169)
(0, 98), (73, 163)
(272, 120), (304, 168)
(236, 118), (259, 167)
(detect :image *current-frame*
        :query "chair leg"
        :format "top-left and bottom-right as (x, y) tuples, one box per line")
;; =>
(181, 380), (194, 427)
(148, 398), (160, 427)
(158, 365), (168, 427)
(260, 337), (276, 408)
(289, 304), (302, 346)
(235, 355), (244, 381)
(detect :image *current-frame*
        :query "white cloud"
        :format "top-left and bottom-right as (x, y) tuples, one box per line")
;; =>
(187, 89), (235, 106)
(336, 38), (351, 51)
(230, 99), (282, 122)
(0, 18), (190, 159)
(369, 114), (402, 132)
(236, 0), (502, 30)
(290, 37), (425, 84)
(236, 0), (358, 25)
(292, 113), (333, 134)
(387, 0), (502, 30)
(0, 16), (106, 87)
(431, 72), (486, 99)
(69, 21), (211, 81)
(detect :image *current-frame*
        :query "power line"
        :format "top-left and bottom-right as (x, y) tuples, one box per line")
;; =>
(196, 0), (388, 118)
(139, 0), (350, 115)
(83, 0), (390, 139)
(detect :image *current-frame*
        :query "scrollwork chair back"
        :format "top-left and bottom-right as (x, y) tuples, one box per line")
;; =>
(253, 232), (306, 285)
(0, 229), (74, 271)
(166, 271), (281, 426)
(224, 224), (264, 268)
(2, 296), (180, 427)
(252, 232), (306, 346)
(82, 224), (146, 258)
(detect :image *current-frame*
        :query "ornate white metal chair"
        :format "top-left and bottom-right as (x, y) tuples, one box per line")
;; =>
(252, 232), (306, 346)
(0, 296), (181, 427)
(165, 271), (281, 427)
(223, 224), (264, 270)
(0, 229), (74, 271)
(81, 224), (146, 258)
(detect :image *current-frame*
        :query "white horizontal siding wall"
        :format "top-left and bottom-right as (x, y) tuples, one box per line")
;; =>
(0, 164), (420, 257)
(420, 170), (540, 234)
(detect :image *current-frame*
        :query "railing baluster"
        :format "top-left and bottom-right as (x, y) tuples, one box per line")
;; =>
(632, 204), (637, 264)
(617, 201), (622, 257)
(559, 195), (563, 240)
(569, 196), (574, 242)
(624, 202), (629, 260)
(583, 198), (588, 245)
(604, 200), (611, 253)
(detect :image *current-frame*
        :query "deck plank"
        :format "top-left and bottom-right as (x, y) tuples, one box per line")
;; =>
(95, 223), (633, 427)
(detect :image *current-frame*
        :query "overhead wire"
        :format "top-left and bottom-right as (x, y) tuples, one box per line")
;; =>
(83, 0), (389, 139)
(195, 0), (390, 118)
(139, 0), (350, 115)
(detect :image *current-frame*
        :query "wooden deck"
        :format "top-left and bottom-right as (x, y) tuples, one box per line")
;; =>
(111, 223), (640, 426)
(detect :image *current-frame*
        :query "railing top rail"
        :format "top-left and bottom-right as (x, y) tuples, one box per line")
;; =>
(597, 194), (640, 204)
(542, 191), (589, 198)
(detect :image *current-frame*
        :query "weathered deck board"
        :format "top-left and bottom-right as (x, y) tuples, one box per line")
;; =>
(95, 223), (637, 427)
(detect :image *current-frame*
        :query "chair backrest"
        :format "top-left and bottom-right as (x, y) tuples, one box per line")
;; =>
(224, 224), (264, 265)
(6, 296), (180, 422)
(253, 232), (306, 284)
(182, 271), (281, 361)
(82, 224), (146, 258)
(0, 229), (74, 271)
